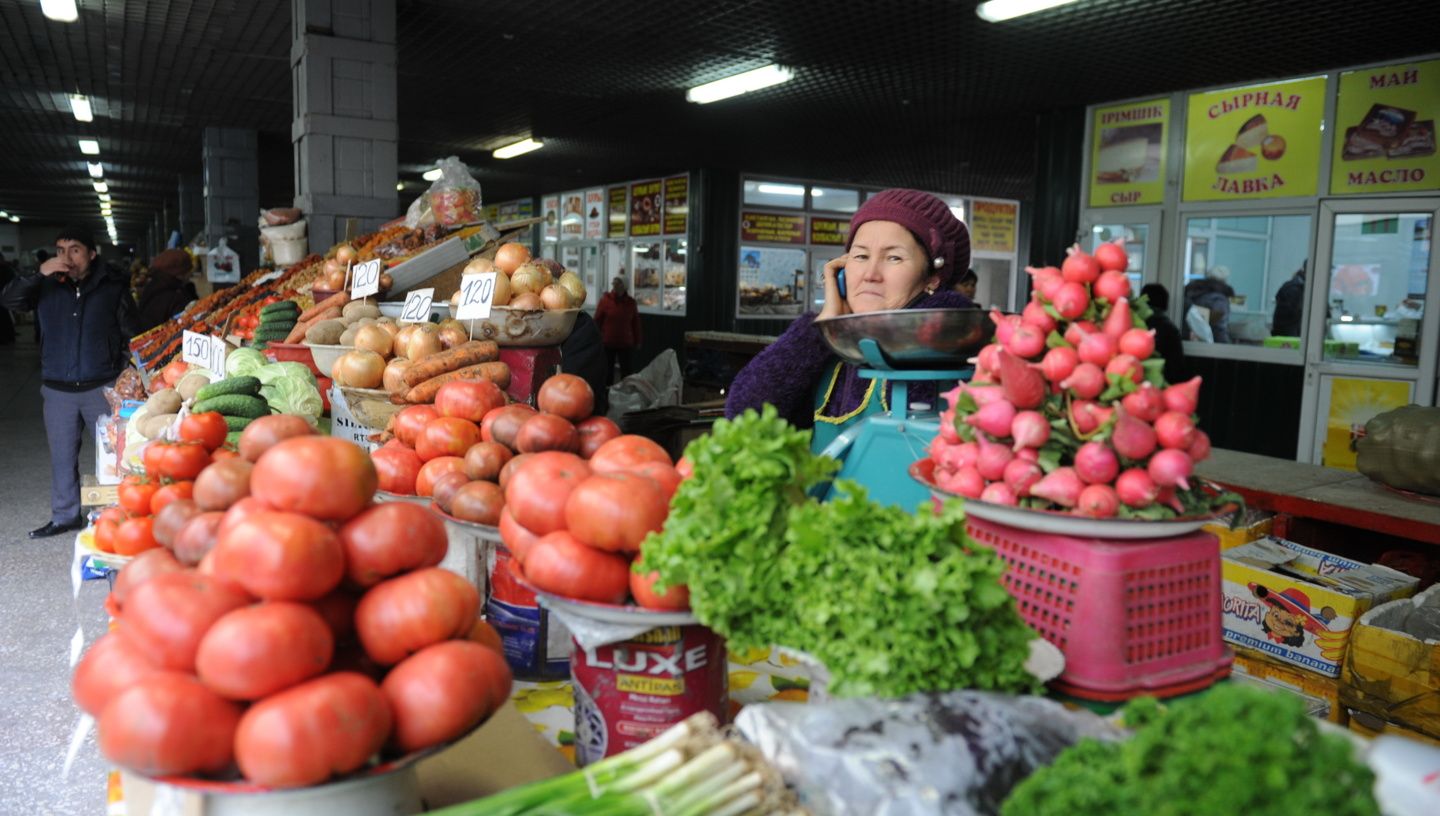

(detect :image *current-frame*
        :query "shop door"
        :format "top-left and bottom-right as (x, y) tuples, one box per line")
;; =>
(1296, 199), (1440, 468)
(1080, 210), (1162, 295)
(576, 242), (600, 310)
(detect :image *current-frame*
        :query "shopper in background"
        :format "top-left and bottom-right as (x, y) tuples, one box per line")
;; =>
(1271, 262), (1306, 338)
(136, 249), (198, 332)
(128, 259), (151, 300)
(594, 276), (641, 384)
(1, 227), (140, 539)
(953, 268), (978, 301)
(0, 252), (17, 345)
(1184, 265), (1235, 343)
(1141, 283), (1188, 385)
(560, 311), (610, 417)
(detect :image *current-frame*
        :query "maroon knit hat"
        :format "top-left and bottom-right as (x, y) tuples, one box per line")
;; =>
(846, 189), (970, 287)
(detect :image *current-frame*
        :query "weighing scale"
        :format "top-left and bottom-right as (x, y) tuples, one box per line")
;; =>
(812, 308), (992, 509)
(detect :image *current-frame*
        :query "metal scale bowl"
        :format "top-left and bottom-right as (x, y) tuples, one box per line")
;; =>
(812, 308), (992, 508)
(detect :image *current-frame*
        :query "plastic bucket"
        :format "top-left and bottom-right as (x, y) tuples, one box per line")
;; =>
(485, 546), (571, 680)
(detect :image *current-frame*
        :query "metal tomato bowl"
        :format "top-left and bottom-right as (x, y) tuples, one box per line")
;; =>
(814, 308), (993, 368)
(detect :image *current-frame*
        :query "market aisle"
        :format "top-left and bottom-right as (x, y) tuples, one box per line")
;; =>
(0, 334), (111, 815)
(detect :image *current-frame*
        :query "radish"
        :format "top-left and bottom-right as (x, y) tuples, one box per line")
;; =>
(990, 310), (1020, 346)
(1118, 328), (1156, 360)
(1040, 346), (1078, 384)
(1003, 458), (1043, 497)
(1052, 282), (1089, 320)
(1010, 410), (1050, 451)
(1120, 383), (1164, 423)
(975, 437), (1015, 481)
(976, 343), (1003, 375)
(1021, 301), (1058, 334)
(971, 369), (994, 383)
(1060, 362), (1105, 400)
(1064, 320), (1099, 347)
(1162, 376), (1202, 414)
(1062, 245), (1101, 284)
(1154, 411), (1197, 450)
(1074, 441), (1120, 485)
(933, 440), (980, 472)
(1029, 467), (1084, 509)
(1093, 269), (1131, 303)
(937, 465), (986, 499)
(966, 398), (1017, 438)
(1006, 323), (1047, 359)
(938, 408), (960, 443)
(1147, 449), (1194, 490)
(1093, 241), (1129, 273)
(1116, 468), (1160, 508)
(1069, 400), (1114, 435)
(1077, 332), (1117, 367)
(965, 384), (1007, 407)
(940, 384), (963, 410)
(1156, 486), (1185, 513)
(997, 349), (1047, 409)
(1076, 484), (1120, 518)
(1106, 353), (1144, 384)
(1111, 408), (1158, 460)
(1033, 273), (1065, 303)
(980, 482), (1019, 507)
(1188, 430), (1212, 462)
(1016, 446), (1040, 462)
(1102, 297), (1133, 340)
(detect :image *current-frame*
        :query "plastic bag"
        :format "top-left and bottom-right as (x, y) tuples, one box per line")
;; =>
(405, 156), (482, 228)
(1185, 305), (1214, 343)
(606, 348), (682, 420)
(734, 691), (1122, 816)
(207, 238), (241, 284)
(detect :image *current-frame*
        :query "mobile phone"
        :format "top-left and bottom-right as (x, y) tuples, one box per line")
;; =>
(836, 268), (847, 299)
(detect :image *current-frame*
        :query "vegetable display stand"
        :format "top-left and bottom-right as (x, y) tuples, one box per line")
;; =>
(968, 516), (1233, 702)
(486, 545), (573, 680)
(118, 764), (423, 816)
(428, 501), (499, 611)
(497, 347), (563, 406)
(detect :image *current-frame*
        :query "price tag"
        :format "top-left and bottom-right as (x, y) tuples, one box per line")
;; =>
(399, 288), (435, 323)
(350, 258), (383, 298)
(455, 272), (497, 320)
(182, 330), (227, 375)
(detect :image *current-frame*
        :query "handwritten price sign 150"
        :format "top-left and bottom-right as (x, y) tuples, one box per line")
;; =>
(401, 288), (435, 322)
(455, 272), (497, 320)
(182, 330), (227, 375)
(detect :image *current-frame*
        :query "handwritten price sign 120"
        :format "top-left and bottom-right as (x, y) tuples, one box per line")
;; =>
(455, 272), (497, 320)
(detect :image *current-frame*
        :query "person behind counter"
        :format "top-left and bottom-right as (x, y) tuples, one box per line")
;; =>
(1184, 265), (1235, 343)
(1141, 283), (1187, 385)
(136, 249), (199, 332)
(725, 189), (972, 446)
(953, 268), (978, 301)
(1271, 263), (1306, 338)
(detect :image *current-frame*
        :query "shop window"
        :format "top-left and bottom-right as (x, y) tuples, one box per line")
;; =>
(631, 241), (662, 311)
(738, 245), (807, 316)
(809, 186), (860, 213)
(1324, 212), (1431, 366)
(663, 239), (688, 313)
(1182, 215), (1312, 346)
(743, 180), (806, 209)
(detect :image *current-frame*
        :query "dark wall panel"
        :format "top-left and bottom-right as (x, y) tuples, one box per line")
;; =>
(1190, 357), (1303, 460)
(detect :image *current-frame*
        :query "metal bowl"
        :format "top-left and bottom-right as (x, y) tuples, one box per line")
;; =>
(457, 307), (580, 347)
(814, 308), (993, 368)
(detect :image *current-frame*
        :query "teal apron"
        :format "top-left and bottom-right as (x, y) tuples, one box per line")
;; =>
(810, 361), (889, 456)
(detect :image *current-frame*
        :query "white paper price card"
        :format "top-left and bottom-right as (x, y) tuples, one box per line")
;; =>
(350, 258), (383, 299)
(182, 330), (227, 375)
(455, 272), (497, 320)
(400, 288), (435, 323)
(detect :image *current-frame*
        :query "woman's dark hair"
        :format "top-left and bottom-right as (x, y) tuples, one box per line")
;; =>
(1141, 283), (1169, 311)
(956, 269), (978, 286)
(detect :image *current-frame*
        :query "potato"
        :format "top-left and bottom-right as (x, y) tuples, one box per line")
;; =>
(342, 301), (381, 321)
(339, 327), (358, 346)
(144, 388), (182, 416)
(176, 372), (211, 402)
(140, 413), (178, 440)
(304, 319), (346, 345)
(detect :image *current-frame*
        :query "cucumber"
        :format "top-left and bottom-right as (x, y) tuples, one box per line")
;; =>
(225, 430), (244, 447)
(193, 394), (270, 418)
(258, 313), (297, 326)
(195, 376), (261, 402)
(260, 301), (300, 317)
(223, 415), (255, 432)
(254, 326), (293, 342)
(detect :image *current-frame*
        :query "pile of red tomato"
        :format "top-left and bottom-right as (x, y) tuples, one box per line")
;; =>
(74, 420), (512, 789)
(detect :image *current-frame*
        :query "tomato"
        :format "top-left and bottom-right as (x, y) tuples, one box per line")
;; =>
(465, 618), (504, 654)
(393, 405), (440, 447)
(251, 436), (377, 522)
(462, 441), (512, 482)
(211, 446), (240, 461)
(630, 461), (682, 503)
(588, 435), (671, 474)
(196, 602), (334, 701)
(630, 562), (690, 611)
(498, 453), (532, 491)
(142, 443), (168, 479)
(416, 456), (467, 497)
(382, 641), (511, 752)
(149, 481), (193, 514)
(450, 481), (505, 526)
(160, 359), (189, 388)
(112, 548), (183, 610)
(114, 516), (160, 555)
(72, 631), (163, 716)
(416, 417), (482, 462)
(153, 442), (212, 482)
(217, 495), (275, 540)
(514, 413), (579, 454)
(152, 499), (201, 548)
(480, 404), (536, 448)
(213, 511), (345, 601)
(93, 517), (120, 553)
(565, 473), (669, 553)
(172, 511), (224, 566)
(179, 412), (228, 452)
(676, 456), (694, 480)
(98, 672), (242, 777)
(338, 503), (448, 588)
(536, 374), (594, 422)
(98, 505), (129, 526)
(498, 506), (541, 563)
(372, 444), (423, 495)
(309, 590), (360, 642)
(575, 416), (622, 459)
(193, 458), (252, 511)
(122, 571), (252, 671)
(435, 380), (507, 423)
(523, 531), (630, 604)
(432, 471), (472, 515)
(504, 451), (589, 534)
(118, 479), (159, 516)
(238, 414), (316, 463)
(354, 568), (480, 665)
(234, 672), (392, 789)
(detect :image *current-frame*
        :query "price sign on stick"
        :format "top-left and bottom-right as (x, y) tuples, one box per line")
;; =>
(182, 330), (227, 375)
(455, 272), (497, 320)
(350, 258), (383, 298)
(400, 288), (435, 323)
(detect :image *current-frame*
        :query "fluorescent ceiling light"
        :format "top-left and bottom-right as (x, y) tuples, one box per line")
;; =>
(41, 0), (78, 23)
(492, 138), (543, 159)
(0, 211), (7, 218)
(687, 64), (793, 104)
(98, 193), (111, 202)
(422, 167), (442, 182)
(757, 183), (805, 196)
(975, 0), (1079, 23)
(10, 215), (21, 223)
(87, 162), (104, 178)
(79, 139), (99, 155)
(70, 95), (93, 122)
(93, 181), (109, 193)
(395, 181), (405, 190)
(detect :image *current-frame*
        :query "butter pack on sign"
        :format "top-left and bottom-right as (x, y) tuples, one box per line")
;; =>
(1221, 537), (1419, 677)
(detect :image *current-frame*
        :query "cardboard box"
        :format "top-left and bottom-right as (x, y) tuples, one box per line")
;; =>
(1205, 508), (1274, 551)
(1347, 708), (1440, 748)
(1341, 584), (1440, 740)
(94, 415), (121, 485)
(1232, 646), (1346, 723)
(1222, 537), (1419, 677)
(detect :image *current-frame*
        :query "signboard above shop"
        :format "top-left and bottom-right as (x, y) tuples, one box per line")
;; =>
(1089, 98), (1169, 207)
(1183, 76), (1326, 202)
(1331, 59), (1440, 195)
(741, 212), (806, 244)
(970, 200), (1019, 254)
(630, 180), (662, 236)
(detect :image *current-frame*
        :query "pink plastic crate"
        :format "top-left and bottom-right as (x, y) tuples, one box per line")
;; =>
(968, 516), (1232, 701)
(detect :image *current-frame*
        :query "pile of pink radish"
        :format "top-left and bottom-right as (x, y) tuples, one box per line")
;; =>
(927, 240), (1233, 519)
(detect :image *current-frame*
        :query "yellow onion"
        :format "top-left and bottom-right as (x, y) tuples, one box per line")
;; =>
(437, 325), (469, 349)
(463, 257), (498, 276)
(557, 271), (586, 306)
(510, 263), (547, 296)
(539, 285), (572, 311)
(407, 326), (443, 362)
(353, 324), (394, 358)
(334, 349), (385, 388)
(509, 292), (543, 311)
(334, 244), (358, 265)
(383, 358), (412, 394)
(494, 243), (531, 274)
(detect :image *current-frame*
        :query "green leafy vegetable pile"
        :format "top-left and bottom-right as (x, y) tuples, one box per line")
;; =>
(642, 405), (1041, 698)
(1001, 683), (1379, 816)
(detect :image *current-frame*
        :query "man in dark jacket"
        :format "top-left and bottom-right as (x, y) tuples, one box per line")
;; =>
(1184, 267), (1236, 344)
(1271, 264), (1306, 338)
(1, 227), (141, 538)
(1141, 284), (1188, 385)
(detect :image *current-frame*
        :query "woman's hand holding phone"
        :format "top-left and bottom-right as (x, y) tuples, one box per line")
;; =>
(818, 254), (851, 321)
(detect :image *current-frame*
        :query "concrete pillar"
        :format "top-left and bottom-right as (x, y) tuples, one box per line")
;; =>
(203, 127), (261, 266)
(291, 0), (399, 251)
(179, 174), (204, 245)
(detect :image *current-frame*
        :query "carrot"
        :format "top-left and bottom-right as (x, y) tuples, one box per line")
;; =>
(402, 340), (499, 387)
(299, 290), (349, 323)
(401, 362), (511, 404)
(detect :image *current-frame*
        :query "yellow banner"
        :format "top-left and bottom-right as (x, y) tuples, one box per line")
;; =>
(1089, 98), (1168, 207)
(1321, 377), (1413, 471)
(1183, 77), (1326, 201)
(1331, 60), (1440, 195)
(970, 200), (1017, 254)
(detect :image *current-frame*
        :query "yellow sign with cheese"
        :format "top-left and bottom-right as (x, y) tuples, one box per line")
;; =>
(1331, 60), (1440, 195)
(1089, 98), (1168, 207)
(1183, 77), (1326, 201)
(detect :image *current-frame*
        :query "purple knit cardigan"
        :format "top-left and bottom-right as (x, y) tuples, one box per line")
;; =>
(724, 290), (974, 428)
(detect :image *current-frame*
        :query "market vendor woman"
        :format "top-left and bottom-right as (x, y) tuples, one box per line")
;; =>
(725, 189), (972, 448)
